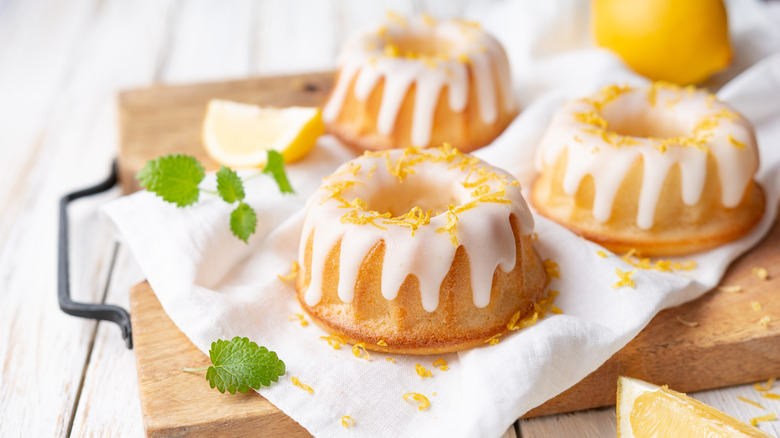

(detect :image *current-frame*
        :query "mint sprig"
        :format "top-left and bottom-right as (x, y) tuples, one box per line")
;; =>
(230, 203), (258, 243)
(263, 150), (294, 194)
(184, 336), (286, 394)
(137, 154), (205, 207)
(137, 152), (294, 242)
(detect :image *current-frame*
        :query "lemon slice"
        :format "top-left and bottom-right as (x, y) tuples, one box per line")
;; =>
(617, 376), (772, 437)
(202, 99), (324, 168)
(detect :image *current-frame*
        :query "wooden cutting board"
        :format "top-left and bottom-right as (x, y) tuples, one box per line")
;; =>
(119, 72), (780, 435)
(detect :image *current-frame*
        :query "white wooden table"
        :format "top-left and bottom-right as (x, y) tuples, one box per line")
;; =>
(2, 0), (780, 436)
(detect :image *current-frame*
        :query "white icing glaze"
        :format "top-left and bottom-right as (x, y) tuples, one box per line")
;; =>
(300, 146), (534, 312)
(322, 16), (516, 147)
(536, 84), (759, 230)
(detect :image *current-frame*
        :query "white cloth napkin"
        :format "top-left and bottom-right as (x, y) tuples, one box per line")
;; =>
(103, 2), (780, 437)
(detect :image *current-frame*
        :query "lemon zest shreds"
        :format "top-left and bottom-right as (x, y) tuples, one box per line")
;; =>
(750, 413), (777, 427)
(277, 261), (299, 281)
(341, 416), (354, 428)
(403, 393), (430, 411)
(415, 364), (432, 378)
(432, 358), (449, 371)
(613, 268), (637, 289)
(386, 10), (407, 27)
(759, 315), (771, 328)
(377, 339), (388, 347)
(718, 285), (742, 293)
(728, 134), (747, 149)
(288, 313), (309, 327)
(676, 315), (699, 327)
(291, 377), (314, 394)
(753, 267), (769, 280)
(751, 301), (763, 312)
(755, 378), (775, 392)
(761, 393), (780, 400)
(543, 259), (560, 279)
(320, 334), (346, 350)
(597, 250), (608, 258)
(484, 333), (501, 345)
(352, 343), (371, 360)
(385, 357), (395, 363)
(737, 396), (765, 409)
(436, 206), (460, 247)
(573, 111), (608, 128)
(621, 249), (696, 273)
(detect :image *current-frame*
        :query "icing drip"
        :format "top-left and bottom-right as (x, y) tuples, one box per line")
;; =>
(536, 83), (759, 230)
(322, 16), (515, 147)
(300, 146), (534, 312)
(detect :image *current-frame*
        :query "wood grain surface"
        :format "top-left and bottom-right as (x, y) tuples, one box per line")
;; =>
(119, 73), (780, 433)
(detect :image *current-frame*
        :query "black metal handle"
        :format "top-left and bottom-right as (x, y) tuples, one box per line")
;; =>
(58, 160), (133, 349)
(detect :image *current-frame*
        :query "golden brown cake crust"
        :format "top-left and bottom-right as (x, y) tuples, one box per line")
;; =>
(296, 216), (549, 355)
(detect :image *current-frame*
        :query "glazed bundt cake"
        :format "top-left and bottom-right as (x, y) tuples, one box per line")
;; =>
(296, 145), (547, 354)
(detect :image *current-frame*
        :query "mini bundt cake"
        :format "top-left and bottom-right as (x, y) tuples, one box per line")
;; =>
(296, 145), (547, 354)
(322, 14), (517, 153)
(531, 83), (764, 256)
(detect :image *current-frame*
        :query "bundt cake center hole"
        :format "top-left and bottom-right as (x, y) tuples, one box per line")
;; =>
(388, 35), (455, 58)
(601, 106), (691, 139)
(365, 176), (458, 217)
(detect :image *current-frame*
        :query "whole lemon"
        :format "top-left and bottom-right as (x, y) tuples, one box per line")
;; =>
(592, 0), (732, 85)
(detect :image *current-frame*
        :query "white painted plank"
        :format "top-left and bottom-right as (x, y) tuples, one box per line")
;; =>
(252, 0), (340, 75)
(161, 0), (254, 83)
(0, 0), (124, 436)
(71, 245), (146, 438)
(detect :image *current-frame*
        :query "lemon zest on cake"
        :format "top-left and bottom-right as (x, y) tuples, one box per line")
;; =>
(386, 11), (407, 27)
(341, 416), (355, 428)
(403, 393), (430, 410)
(432, 358), (449, 371)
(596, 250), (608, 258)
(676, 315), (699, 327)
(761, 393), (780, 400)
(753, 267), (769, 280)
(484, 333), (501, 345)
(573, 111), (608, 128)
(543, 259), (560, 279)
(288, 313), (309, 327)
(436, 206), (460, 246)
(750, 413), (777, 427)
(759, 315), (771, 328)
(291, 377), (314, 394)
(755, 378), (775, 392)
(718, 285), (742, 293)
(377, 339), (388, 347)
(728, 134), (747, 149)
(320, 334), (346, 350)
(277, 261), (299, 281)
(589, 84), (632, 110)
(613, 268), (637, 289)
(385, 357), (395, 363)
(737, 396), (765, 409)
(751, 301), (763, 312)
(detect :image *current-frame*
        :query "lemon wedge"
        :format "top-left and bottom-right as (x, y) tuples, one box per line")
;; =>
(617, 376), (772, 437)
(202, 99), (324, 168)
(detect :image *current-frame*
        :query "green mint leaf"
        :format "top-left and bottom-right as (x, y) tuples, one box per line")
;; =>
(216, 166), (245, 203)
(205, 336), (285, 394)
(136, 154), (205, 207)
(230, 203), (257, 243)
(262, 150), (294, 194)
